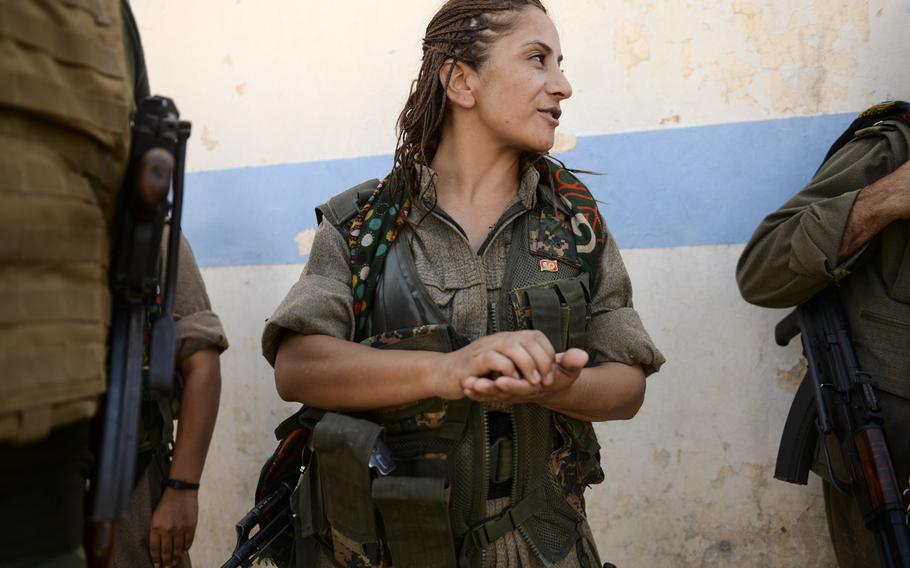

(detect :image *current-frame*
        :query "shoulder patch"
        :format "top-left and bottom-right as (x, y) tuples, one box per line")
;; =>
(315, 178), (380, 227)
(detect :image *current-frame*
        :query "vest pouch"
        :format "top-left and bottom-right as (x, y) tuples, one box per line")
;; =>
(554, 413), (604, 487)
(373, 475), (456, 568)
(510, 276), (591, 352)
(310, 412), (383, 553)
(291, 459), (324, 568)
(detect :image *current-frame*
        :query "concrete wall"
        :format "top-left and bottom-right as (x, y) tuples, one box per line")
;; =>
(130, 1), (910, 565)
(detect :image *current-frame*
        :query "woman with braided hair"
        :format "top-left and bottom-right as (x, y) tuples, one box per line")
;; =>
(262, 1), (664, 566)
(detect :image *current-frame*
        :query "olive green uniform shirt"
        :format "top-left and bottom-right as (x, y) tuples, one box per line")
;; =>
(736, 119), (910, 568)
(263, 166), (664, 567)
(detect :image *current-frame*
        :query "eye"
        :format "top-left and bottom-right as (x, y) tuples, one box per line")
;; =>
(530, 53), (546, 65)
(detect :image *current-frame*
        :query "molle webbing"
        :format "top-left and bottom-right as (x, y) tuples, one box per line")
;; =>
(0, 0), (130, 442)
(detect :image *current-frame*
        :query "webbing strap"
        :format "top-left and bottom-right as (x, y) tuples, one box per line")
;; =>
(0, 285), (106, 325)
(0, 67), (129, 138)
(555, 279), (589, 349)
(467, 488), (543, 550)
(0, 3), (123, 77)
(526, 287), (563, 351)
(0, 147), (94, 201)
(440, 398), (472, 440)
(60, 0), (113, 25)
(488, 437), (513, 484)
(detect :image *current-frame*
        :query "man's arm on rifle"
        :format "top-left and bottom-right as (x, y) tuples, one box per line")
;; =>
(838, 161), (910, 260)
(150, 234), (227, 568)
(736, 121), (910, 308)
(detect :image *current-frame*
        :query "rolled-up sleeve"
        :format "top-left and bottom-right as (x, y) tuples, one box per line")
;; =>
(586, 229), (665, 376)
(261, 221), (354, 366)
(736, 121), (910, 308)
(172, 235), (229, 362)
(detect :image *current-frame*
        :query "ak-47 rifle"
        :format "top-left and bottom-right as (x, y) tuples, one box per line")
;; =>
(86, 96), (191, 567)
(775, 288), (910, 567)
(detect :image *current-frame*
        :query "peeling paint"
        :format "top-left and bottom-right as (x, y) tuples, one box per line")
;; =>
(551, 131), (577, 154)
(295, 228), (317, 257)
(233, 407), (251, 425)
(725, 0), (870, 114)
(613, 21), (651, 70)
(235, 82), (247, 96)
(653, 447), (671, 469)
(201, 126), (220, 151)
(680, 39), (694, 79)
(659, 114), (681, 126)
(223, 54), (233, 66)
(710, 465), (735, 489)
(777, 358), (807, 393)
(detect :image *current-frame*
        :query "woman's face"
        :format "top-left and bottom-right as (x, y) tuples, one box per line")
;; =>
(472, 8), (572, 154)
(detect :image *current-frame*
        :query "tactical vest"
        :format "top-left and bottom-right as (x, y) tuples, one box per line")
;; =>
(296, 178), (606, 568)
(0, 0), (132, 442)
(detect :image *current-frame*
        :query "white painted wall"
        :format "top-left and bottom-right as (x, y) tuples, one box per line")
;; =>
(125, 0), (910, 565)
(134, 0), (908, 172)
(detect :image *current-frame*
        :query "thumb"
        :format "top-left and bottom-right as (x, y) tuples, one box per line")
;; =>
(556, 348), (589, 372)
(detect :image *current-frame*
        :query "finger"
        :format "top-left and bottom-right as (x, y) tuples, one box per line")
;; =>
(478, 350), (518, 379)
(522, 337), (556, 382)
(172, 529), (186, 565)
(184, 525), (196, 552)
(149, 528), (162, 568)
(161, 530), (173, 568)
(497, 341), (541, 384)
(494, 376), (543, 399)
(556, 348), (589, 373)
(525, 329), (557, 360)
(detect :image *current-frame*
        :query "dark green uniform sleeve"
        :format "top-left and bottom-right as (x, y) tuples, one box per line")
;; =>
(736, 121), (910, 308)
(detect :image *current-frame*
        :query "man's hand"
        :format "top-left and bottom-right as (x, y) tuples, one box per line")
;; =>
(149, 488), (199, 568)
(460, 348), (588, 404)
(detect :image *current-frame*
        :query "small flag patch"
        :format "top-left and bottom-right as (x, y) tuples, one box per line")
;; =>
(539, 259), (559, 273)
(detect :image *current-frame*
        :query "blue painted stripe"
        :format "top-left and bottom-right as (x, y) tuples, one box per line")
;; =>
(184, 113), (855, 267)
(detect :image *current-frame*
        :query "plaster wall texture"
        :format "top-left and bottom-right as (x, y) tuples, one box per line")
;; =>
(125, 0), (910, 566)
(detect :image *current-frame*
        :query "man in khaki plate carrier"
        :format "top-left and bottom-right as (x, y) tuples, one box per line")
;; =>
(737, 102), (910, 567)
(0, 0), (132, 566)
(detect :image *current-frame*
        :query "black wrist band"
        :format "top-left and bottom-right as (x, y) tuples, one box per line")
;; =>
(164, 478), (200, 491)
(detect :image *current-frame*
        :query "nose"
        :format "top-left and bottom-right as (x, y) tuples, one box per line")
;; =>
(549, 66), (572, 101)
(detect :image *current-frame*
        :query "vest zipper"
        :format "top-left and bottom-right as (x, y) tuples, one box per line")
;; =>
(488, 302), (498, 334)
(510, 408), (546, 563)
(480, 403), (491, 567)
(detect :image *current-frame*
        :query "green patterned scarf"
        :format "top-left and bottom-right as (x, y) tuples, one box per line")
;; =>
(348, 158), (605, 338)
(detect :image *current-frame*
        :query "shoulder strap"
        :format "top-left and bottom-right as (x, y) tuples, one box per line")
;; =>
(315, 178), (380, 227)
(818, 100), (910, 172)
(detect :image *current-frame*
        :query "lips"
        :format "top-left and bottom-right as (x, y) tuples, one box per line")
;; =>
(539, 106), (561, 126)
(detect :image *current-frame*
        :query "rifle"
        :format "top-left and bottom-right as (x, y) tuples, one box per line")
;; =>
(222, 429), (396, 567)
(221, 485), (294, 568)
(775, 288), (910, 567)
(86, 96), (191, 567)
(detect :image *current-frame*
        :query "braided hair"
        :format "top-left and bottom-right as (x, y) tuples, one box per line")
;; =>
(393, 0), (548, 198)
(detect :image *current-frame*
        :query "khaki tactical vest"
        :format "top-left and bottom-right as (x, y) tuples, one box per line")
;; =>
(297, 179), (605, 568)
(0, 0), (132, 443)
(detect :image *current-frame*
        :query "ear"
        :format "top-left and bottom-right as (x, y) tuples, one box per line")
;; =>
(439, 59), (476, 109)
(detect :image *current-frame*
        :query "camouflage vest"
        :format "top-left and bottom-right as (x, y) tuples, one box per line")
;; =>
(300, 175), (605, 568)
(0, 0), (131, 443)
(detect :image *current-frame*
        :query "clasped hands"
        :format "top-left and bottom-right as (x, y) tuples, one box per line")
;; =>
(435, 330), (588, 404)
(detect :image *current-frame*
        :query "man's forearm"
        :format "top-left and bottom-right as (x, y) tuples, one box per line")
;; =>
(839, 161), (910, 261)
